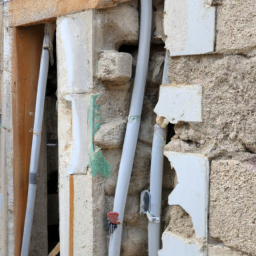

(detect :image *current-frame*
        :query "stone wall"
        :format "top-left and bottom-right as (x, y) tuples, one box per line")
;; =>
(1, 0), (255, 255)
(161, 0), (256, 255)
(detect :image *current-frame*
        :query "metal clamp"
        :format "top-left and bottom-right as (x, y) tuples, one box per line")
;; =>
(146, 211), (160, 224)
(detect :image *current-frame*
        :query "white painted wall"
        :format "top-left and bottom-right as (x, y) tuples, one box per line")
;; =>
(164, 0), (215, 56)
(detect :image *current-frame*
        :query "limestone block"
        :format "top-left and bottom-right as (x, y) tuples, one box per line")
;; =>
(57, 11), (93, 96)
(121, 225), (148, 256)
(97, 89), (130, 124)
(104, 143), (151, 196)
(73, 175), (93, 255)
(159, 152), (209, 256)
(94, 118), (126, 149)
(96, 3), (139, 50)
(216, 0), (256, 53)
(209, 160), (256, 255)
(59, 94), (90, 175)
(154, 84), (202, 124)
(97, 51), (132, 82)
(164, 0), (215, 56)
(168, 55), (256, 154)
(208, 245), (247, 256)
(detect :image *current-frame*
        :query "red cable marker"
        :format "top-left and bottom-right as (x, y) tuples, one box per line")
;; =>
(108, 212), (120, 224)
(107, 212), (121, 234)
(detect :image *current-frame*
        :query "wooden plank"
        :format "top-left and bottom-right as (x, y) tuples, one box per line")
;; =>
(69, 175), (74, 256)
(12, 25), (45, 256)
(8, 0), (129, 27)
(49, 242), (60, 256)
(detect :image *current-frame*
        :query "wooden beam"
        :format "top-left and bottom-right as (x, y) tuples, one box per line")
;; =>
(8, 0), (129, 27)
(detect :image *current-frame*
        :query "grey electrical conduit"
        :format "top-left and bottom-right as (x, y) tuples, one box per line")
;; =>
(148, 51), (170, 256)
(21, 24), (50, 256)
(108, 0), (152, 255)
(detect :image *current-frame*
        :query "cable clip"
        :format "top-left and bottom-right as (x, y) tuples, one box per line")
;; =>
(146, 211), (160, 224)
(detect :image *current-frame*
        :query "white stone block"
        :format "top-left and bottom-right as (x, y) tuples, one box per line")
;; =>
(159, 234), (204, 256)
(73, 175), (93, 255)
(159, 152), (209, 256)
(62, 94), (90, 175)
(57, 11), (93, 96)
(154, 84), (202, 124)
(97, 50), (132, 82)
(164, 0), (215, 56)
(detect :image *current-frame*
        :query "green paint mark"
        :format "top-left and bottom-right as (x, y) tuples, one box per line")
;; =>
(89, 94), (111, 178)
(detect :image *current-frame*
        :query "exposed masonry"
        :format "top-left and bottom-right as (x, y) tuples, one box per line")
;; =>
(161, 0), (256, 254)
(1, 0), (256, 255)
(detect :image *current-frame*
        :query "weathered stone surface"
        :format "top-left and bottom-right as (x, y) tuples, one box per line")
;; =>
(208, 245), (248, 256)
(209, 160), (256, 255)
(96, 3), (139, 50)
(94, 118), (126, 149)
(167, 205), (195, 239)
(121, 225), (148, 256)
(104, 143), (151, 196)
(97, 89), (130, 124)
(97, 51), (132, 82)
(167, 55), (256, 155)
(216, 0), (256, 53)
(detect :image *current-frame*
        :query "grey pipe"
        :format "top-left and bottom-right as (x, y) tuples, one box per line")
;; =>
(108, 1), (152, 255)
(20, 24), (50, 256)
(148, 51), (170, 256)
(148, 125), (167, 256)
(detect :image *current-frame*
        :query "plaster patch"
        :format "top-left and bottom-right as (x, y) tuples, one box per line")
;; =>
(64, 94), (90, 174)
(154, 84), (202, 124)
(164, 0), (215, 56)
